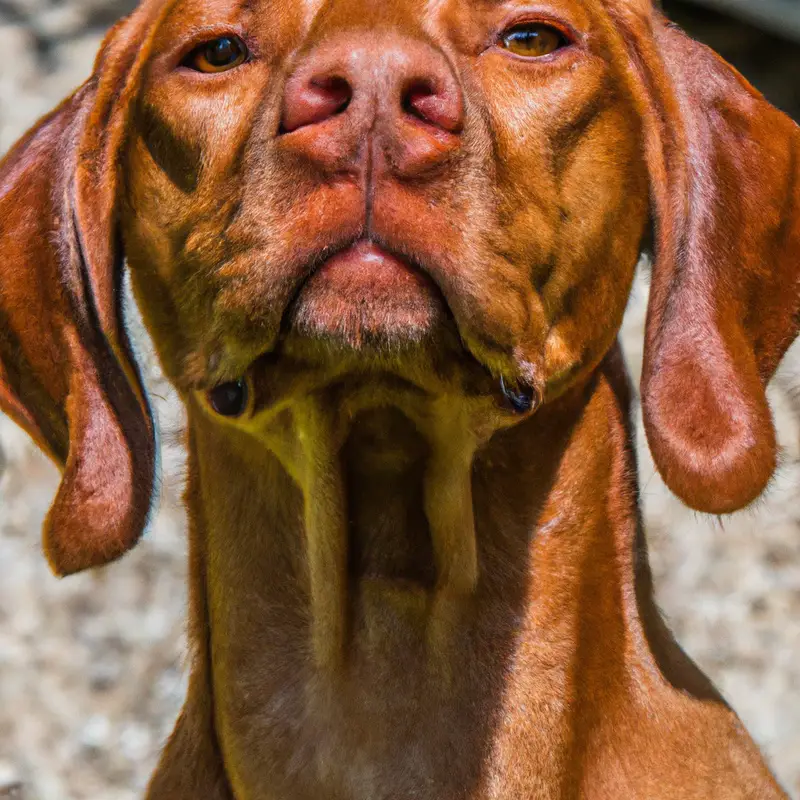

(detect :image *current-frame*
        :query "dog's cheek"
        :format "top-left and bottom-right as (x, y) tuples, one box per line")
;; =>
(477, 48), (645, 380)
(541, 103), (649, 397)
(121, 65), (279, 387)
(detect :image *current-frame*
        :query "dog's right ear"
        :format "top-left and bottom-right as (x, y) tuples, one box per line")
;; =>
(0, 4), (172, 576)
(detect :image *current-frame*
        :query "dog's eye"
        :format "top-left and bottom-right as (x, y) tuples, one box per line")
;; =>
(185, 36), (248, 73)
(500, 24), (567, 58)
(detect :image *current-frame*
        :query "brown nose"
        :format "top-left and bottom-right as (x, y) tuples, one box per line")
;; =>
(280, 33), (464, 177)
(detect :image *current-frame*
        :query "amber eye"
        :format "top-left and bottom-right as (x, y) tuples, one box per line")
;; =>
(186, 36), (248, 73)
(500, 23), (568, 58)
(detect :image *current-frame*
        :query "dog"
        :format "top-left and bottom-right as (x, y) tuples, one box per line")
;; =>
(1, 0), (798, 797)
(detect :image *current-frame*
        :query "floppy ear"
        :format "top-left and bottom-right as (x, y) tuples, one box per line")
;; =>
(0, 5), (170, 575)
(611, 6), (800, 514)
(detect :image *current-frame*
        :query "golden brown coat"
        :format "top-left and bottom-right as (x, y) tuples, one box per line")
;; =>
(1, 1), (798, 797)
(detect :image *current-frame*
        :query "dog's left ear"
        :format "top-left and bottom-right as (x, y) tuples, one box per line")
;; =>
(612, 6), (800, 514)
(0, 4), (170, 575)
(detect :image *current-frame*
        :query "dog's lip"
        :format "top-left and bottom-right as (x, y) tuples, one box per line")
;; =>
(279, 236), (446, 349)
(253, 239), (538, 406)
(201, 238), (540, 415)
(301, 239), (439, 299)
(317, 240), (425, 282)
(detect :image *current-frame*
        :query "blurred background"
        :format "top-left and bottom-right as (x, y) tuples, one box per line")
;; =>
(0, 1), (798, 797)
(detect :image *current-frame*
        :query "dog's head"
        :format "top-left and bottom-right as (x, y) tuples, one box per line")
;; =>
(1, 0), (798, 575)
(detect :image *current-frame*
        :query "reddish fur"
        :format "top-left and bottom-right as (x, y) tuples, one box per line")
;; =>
(0, 1), (798, 797)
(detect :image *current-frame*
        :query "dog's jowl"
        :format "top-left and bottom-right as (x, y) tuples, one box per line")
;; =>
(0, 1), (798, 798)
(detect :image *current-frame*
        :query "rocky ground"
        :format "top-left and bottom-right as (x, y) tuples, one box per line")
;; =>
(0, 2), (798, 798)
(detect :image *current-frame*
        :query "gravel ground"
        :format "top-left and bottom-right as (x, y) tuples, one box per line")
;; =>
(0, 3), (798, 798)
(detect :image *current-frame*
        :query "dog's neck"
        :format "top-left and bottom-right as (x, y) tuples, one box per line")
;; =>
(177, 347), (698, 798)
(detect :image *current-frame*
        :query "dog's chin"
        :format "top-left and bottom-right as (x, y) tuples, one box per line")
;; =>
(284, 240), (446, 356)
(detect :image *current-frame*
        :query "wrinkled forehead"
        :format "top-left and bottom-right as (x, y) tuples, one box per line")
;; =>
(150, 0), (611, 52)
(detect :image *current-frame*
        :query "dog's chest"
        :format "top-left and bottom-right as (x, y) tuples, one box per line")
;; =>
(213, 618), (584, 800)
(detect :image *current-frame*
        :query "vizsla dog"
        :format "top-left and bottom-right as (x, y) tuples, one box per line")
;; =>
(1, 0), (798, 797)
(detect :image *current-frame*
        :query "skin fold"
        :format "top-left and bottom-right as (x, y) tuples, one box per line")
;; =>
(0, 0), (798, 797)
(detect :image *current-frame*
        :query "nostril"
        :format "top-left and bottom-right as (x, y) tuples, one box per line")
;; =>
(402, 78), (434, 117)
(281, 74), (353, 134)
(312, 75), (352, 113)
(402, 77), (463, 134)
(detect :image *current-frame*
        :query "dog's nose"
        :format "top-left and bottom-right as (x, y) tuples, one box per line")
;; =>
(280, 34), (464, 176)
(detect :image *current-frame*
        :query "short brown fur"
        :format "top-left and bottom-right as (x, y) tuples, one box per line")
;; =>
(1, 0), (798, 797)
